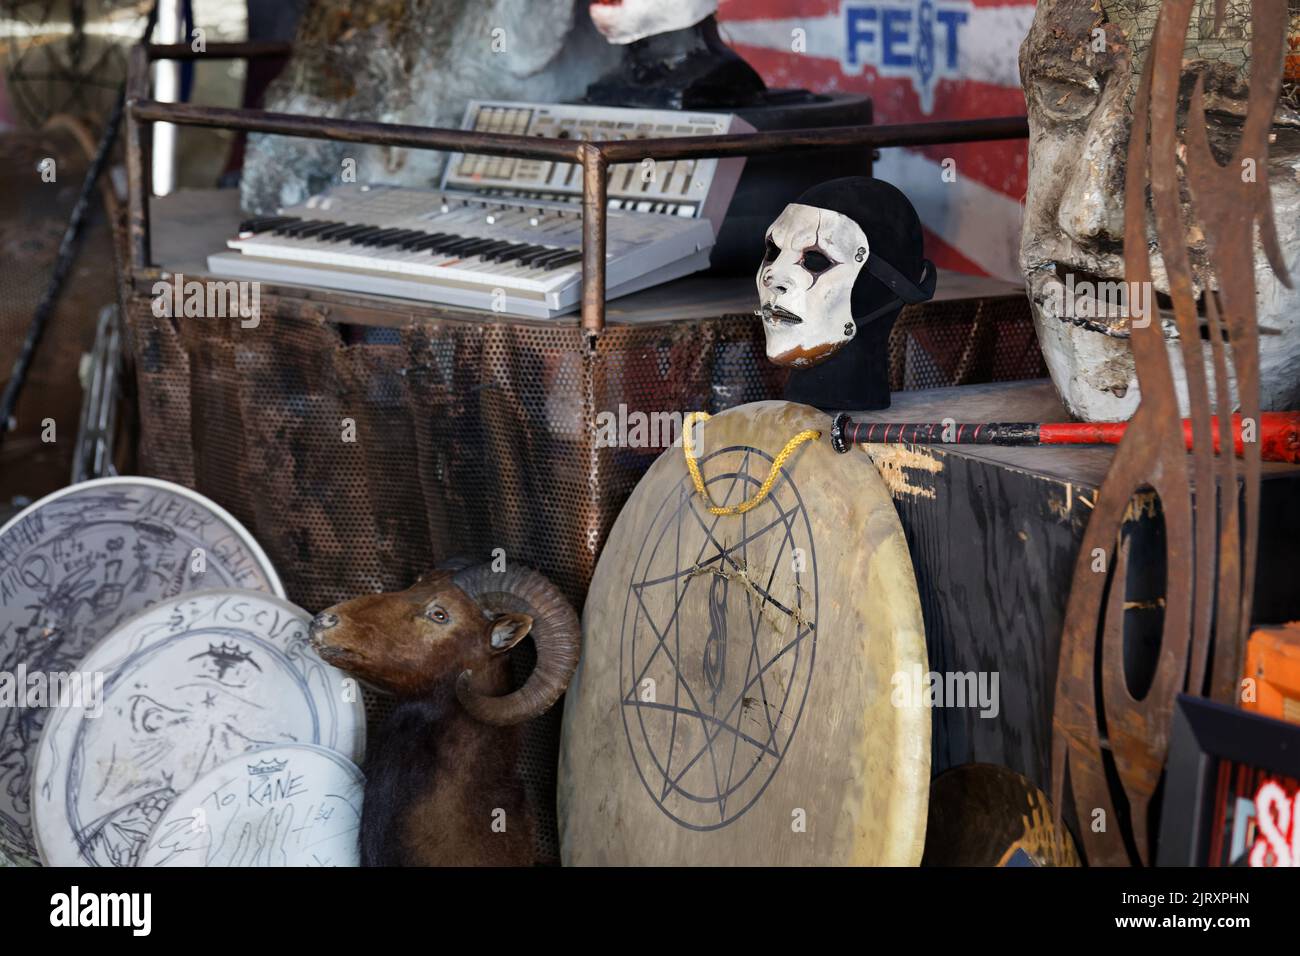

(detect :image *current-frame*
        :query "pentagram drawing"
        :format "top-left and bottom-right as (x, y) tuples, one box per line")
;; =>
(620, 443), (817, 830)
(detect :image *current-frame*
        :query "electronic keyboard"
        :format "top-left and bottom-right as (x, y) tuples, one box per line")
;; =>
(208, 101), (750, 318)
(444, 100), (752, 233)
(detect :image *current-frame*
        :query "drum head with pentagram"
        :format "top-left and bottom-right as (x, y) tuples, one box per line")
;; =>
(560, 401), (929, 865)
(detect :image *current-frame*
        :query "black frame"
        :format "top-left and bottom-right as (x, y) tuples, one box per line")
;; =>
(1157, 694), (1300, 866)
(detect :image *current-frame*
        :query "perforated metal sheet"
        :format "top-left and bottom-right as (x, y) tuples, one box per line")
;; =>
(891, 294), (1046, 391)
(120, 282), (1042, 864)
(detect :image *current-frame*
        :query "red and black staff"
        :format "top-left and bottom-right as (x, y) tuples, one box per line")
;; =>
(829, 411), (1300, 464)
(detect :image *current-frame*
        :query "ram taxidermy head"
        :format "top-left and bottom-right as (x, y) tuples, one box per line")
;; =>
(308, 562), (581, 726)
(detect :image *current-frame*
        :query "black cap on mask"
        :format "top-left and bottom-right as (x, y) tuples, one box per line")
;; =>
(794, 177), (935, 325)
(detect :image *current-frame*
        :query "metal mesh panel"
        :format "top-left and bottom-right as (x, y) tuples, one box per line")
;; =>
(890, 294), (1046, 392)
(120, 278), (1042, 864)
(121, 298), (781, 864)
(168, 308), (781, 608)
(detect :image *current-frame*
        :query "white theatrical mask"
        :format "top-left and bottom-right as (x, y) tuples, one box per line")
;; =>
(589, 0), (718, 45)
(756, 203), (870, 368)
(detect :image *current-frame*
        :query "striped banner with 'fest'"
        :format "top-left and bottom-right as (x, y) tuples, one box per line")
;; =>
(718, 0), (1034, 281)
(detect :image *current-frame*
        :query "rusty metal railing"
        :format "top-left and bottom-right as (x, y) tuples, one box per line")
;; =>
(125, 42), (1028, 338)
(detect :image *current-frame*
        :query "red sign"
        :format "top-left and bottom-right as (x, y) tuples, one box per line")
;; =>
(1251, 779), (1300, 867)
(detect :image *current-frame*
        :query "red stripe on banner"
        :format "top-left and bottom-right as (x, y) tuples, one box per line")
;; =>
(874, 80), (1028, 128)
(732, 48), (1028, 124)
(720, 0), (841, 20)
(920, 226), (989, 276)
(909, 139), (1027, 198)
(729, 46), (1028, 201)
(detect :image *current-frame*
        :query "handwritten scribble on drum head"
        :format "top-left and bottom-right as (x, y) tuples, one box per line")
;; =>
(138, 744), (364, 867)
(32, 589), (364, 867)
(0, 477), (282, 865)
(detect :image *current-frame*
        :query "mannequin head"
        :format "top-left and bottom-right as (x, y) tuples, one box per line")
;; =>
(756, 177), (934, 409)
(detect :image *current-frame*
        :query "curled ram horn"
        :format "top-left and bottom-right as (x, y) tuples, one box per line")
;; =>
(451, 563), (581, 726)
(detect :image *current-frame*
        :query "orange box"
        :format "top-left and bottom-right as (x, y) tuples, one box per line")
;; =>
(1244, 623), (1300, 725)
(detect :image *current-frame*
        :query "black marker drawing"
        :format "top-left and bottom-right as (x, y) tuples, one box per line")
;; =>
(31, 589), (364, 867)
(620, 444), (818, 831)
(0, 478), (282, 864)
(138, 744), (364, 867)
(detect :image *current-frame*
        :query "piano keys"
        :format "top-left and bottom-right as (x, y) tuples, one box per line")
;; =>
(209, 101), (751, 317)
(208, 185), (714, 318)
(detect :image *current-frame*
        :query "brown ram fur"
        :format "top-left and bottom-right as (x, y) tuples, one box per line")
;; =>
(309, 562), (579, 866)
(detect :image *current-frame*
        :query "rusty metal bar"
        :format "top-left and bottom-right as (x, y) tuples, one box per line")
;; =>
(130, 101), (587, 161)
(131, 101), (1026, 168)
(126, 45), (153, 271)
(124, 42), (1029, 333)
(580, 144), (609, 337)
(146, 41), (292, 61)
(593, 115), (1029, 163)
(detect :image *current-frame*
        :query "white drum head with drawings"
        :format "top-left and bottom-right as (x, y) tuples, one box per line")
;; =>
(32, 589), (365, 867)
(138, 744), (364, 867)
(560, 401), (930, 865)
(0, 476), (282, 866)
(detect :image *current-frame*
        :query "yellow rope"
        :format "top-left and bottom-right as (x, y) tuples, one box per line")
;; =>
(682, 411), (821, 516)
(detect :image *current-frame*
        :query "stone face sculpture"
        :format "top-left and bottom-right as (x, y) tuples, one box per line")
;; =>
(240, 0), (624, 214)
(1019, 0), (1300, 421)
